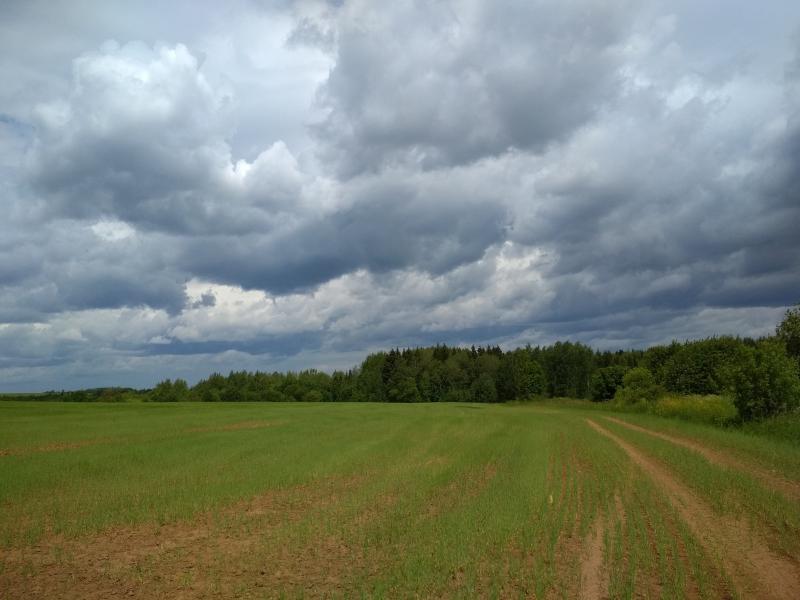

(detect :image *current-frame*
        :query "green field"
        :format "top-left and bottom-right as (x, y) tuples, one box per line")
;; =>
(1, 402), (799, 599)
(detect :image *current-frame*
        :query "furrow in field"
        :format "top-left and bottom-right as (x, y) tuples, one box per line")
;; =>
(586, 418), (800, 600)
(578, 516), (607, 600)
(602, 416), (800, 501)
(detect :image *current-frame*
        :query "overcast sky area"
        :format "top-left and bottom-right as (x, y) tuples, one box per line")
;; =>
(1, 0), (799, 390)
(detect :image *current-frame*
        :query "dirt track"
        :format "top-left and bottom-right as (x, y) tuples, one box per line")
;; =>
(603, 416), (800, 501)
(586, 418), (800, 600)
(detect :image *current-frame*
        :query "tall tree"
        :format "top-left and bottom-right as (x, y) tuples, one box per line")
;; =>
(777, 304), (800, 367)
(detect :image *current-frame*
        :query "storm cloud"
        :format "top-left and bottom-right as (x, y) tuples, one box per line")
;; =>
(0, 0), (798, 390)
(313, 0), (636, 175)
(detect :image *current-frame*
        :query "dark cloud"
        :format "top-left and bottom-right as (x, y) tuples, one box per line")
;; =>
(179, 182), (507, 293)
(503, 49), (800, 327)
(27, 43), (245, 234)
(142, 330), (323, 357)
(313, 0), (636, 176)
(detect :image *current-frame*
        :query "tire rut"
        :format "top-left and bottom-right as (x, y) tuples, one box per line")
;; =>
(586, 418), (800, 600)
(603, 416), (800, 502)
(579, 516), (607, 600)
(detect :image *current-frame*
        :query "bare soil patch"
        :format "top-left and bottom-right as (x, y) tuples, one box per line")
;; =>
(0, 439), (108, 458)
(579, 516), (607, 600)
(0, 474), (394, 599)
(184, 420), (277, 433)
(587, 418), (800, 600)
(603, 416), (800, 501)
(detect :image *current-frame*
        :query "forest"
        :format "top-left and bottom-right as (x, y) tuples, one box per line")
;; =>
(149, 305), (800, 422)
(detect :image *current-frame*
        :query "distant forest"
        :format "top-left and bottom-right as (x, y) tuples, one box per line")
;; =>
(8, 306), (800, 422)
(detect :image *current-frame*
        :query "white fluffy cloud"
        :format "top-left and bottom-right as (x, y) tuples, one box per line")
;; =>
(29, 42), (326, 234)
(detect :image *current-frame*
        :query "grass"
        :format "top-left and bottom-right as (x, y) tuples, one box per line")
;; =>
(599, 416), (800, 557)
(651, 394), (738, 425)
(1, 401), (799, 598)
(591, 409), (800, 482)
(741, 411), (800, 445)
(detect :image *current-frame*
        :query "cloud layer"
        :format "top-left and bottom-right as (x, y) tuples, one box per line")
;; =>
(1, 0), (798, 390)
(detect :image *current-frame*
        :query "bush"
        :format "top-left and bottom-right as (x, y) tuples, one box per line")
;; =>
(640, 342), (681, 384)
(589, 366), (629, 401)
(302, 390), (324, 402)
(653, 394), (738, 425)
(614, 367), (662, 405)
(727, 339), (800, 421)
(662, 337), (748, 395)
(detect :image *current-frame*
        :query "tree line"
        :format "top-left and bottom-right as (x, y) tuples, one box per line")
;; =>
(147, 305), (800, 421)
(7, 306), (798, 422)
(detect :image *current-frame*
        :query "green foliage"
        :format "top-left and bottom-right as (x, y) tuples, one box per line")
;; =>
(302, 389), (324, 403)
(357, 353), (387, 402)
(777, 304), (800, 366)
(189, 369), (335, 403)
(170, 344), (547, 404)
(614, 367), (662, 405)
(741, 411), (800, 445)
(538, 341), (594, 398)
(589, 365), (629, 401)
(661, 337), (749, 395)
(149, 378), (189, 402)
(652, 394), (738, 426)
(0, 388), (148, 402)
(593, 349), (642, 369)
(387, 373), (421, 403)
(470, 373), (498, 403)
(329, 371), (357, 403)
(726, 339), (800, 421)
(640, 342), (682, 384)
(496, 349), (546, 401)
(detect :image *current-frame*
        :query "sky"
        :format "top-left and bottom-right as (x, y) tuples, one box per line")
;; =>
(1, 0), (799, 391)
